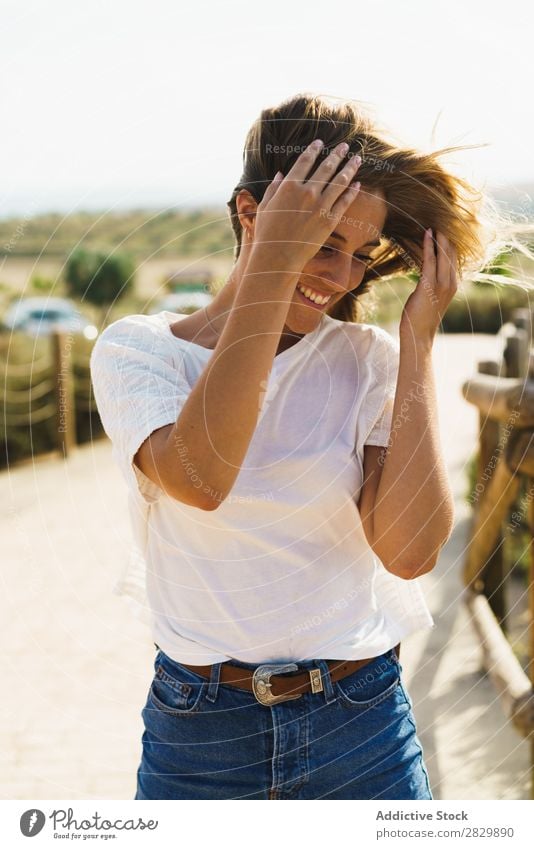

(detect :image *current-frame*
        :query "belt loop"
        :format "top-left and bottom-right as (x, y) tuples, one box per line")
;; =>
(205, 662), (222, 703)
(313, 659), (337, 705)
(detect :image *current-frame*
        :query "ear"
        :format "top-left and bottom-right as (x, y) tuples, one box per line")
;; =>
(235, 189), (258, 236)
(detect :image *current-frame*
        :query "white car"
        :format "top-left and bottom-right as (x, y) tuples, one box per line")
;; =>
(3, 297), (98, 339)
(147, 291), (213, 315)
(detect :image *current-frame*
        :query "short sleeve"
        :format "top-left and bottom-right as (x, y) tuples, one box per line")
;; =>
(89, 315), (192, 504)
(362, 329), (400, 448)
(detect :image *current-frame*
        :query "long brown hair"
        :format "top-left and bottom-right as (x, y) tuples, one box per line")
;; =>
(227, 92), (533, 322)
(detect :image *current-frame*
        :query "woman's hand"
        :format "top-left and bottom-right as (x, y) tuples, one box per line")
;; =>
(399, 228), (458, 344)
(249, 140), (363, 272)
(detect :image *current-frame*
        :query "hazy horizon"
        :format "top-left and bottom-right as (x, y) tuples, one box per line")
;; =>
(1, 180), (533, 223)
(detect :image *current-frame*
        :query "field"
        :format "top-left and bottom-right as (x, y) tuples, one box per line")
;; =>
(0, 254), (234, 314)
(1, 206), (533, 331)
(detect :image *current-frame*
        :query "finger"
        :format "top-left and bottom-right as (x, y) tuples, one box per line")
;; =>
(321, 153), (362, 205)
(329, 181), (362, 219)
(442, 237), (454, 288)
(283, 139), (325, 183)
(308, 142), (352, 191)
(261, 170), (284, 205)
(437, 231), (455, 289)
(422, 227), (436, 282)
(435, 231), (449, 285)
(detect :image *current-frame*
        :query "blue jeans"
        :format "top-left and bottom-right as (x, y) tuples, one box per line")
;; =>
(134, 646), (433, 800)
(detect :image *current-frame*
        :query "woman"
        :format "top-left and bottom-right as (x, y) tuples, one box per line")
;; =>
(90, 93), (505, 800)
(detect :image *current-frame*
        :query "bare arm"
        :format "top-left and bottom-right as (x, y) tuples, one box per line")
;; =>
(358, 342), (454, 579)
(357, 228), (458, 578)
(135, 140), (363, 509)
(136, 257), (301, 509)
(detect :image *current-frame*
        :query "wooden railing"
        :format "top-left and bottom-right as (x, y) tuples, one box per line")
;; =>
(1, 330), (98, 461)
(462, 306), (534, 797)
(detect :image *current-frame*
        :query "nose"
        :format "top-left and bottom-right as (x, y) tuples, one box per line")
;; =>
(317, 252), (358, 294)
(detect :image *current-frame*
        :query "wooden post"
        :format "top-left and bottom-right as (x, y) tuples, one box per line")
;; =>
(511, 307), (533, 347)
(504, 328), (529, 378)
(463, 453), (521, 591)
(477, 360), (506, 626)
(52, 331), (76, 457)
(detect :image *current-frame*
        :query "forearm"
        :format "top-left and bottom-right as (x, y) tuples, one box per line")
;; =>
(164, 248), (299, 506)
(371, 334), (454, 578)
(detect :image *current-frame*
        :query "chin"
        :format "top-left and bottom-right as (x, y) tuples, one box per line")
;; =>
(285, 308), (320, 333)
(287, 294), (334, 331)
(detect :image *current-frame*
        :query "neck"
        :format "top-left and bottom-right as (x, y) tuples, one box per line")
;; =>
(193, 251), (313, 354)
(203, 270), (239, 338)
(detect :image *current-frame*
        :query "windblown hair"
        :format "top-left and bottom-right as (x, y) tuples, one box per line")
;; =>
(227, 92), (533, 322)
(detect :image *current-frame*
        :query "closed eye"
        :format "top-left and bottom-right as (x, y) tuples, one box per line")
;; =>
(317, 245), (373, 264)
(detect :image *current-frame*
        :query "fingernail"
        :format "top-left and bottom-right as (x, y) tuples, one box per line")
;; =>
(426, 227), (432, 238)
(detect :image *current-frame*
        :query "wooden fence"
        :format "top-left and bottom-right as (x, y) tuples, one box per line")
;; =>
(1, 330), (98, 461)
(462, 306), (534, 797)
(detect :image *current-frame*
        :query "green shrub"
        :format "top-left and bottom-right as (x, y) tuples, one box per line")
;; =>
(65, 248), (135, 318)
(439, 282), (529, 333)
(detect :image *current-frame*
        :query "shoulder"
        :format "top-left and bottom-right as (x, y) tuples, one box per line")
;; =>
(90, 312), (167, 371)
(322, 314), (399, 364)
(93, 312), (164, 349)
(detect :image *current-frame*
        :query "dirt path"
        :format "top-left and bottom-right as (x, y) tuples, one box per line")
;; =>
(1, 332), (529, 799)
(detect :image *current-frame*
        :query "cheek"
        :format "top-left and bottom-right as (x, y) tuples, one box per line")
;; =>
(300, 259), (367, 295)
(300, 258), (321, 276)
(351, 265), (368, 284)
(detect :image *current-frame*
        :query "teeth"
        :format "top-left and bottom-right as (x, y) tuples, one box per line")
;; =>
(297, 284), (331, 305)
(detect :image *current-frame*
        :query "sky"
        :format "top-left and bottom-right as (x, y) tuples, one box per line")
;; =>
(1, 0), (533, 217)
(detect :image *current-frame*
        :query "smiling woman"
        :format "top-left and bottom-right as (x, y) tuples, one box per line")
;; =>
(90, 91), (533, 802)
(227, 92), (532, 326)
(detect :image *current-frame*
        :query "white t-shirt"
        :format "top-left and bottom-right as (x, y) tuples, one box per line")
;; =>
(90, 309), (434, 664)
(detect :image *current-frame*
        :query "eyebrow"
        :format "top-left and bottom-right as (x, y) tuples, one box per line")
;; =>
(327, 232), (381, 249)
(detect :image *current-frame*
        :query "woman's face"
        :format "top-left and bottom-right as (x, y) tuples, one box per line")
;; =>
(285, 187), (387, 333)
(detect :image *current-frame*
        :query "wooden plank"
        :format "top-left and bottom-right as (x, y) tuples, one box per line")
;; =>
(465, 591), (533, 738)
(461, 374), (534, 426)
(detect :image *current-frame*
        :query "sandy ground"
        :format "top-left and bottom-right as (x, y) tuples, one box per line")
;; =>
(1, 332), (530, 800)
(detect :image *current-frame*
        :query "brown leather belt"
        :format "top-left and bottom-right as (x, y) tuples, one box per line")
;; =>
(155, 643), (401, 707)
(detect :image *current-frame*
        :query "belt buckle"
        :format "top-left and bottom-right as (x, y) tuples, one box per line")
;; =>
(252, 663), (303, 706)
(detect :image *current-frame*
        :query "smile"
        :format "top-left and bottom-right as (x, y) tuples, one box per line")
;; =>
(296, 283), (333, 307)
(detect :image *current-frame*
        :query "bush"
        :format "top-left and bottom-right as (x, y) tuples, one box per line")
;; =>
(439, 282), (529, 333)
(65, 248), (135, 317)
